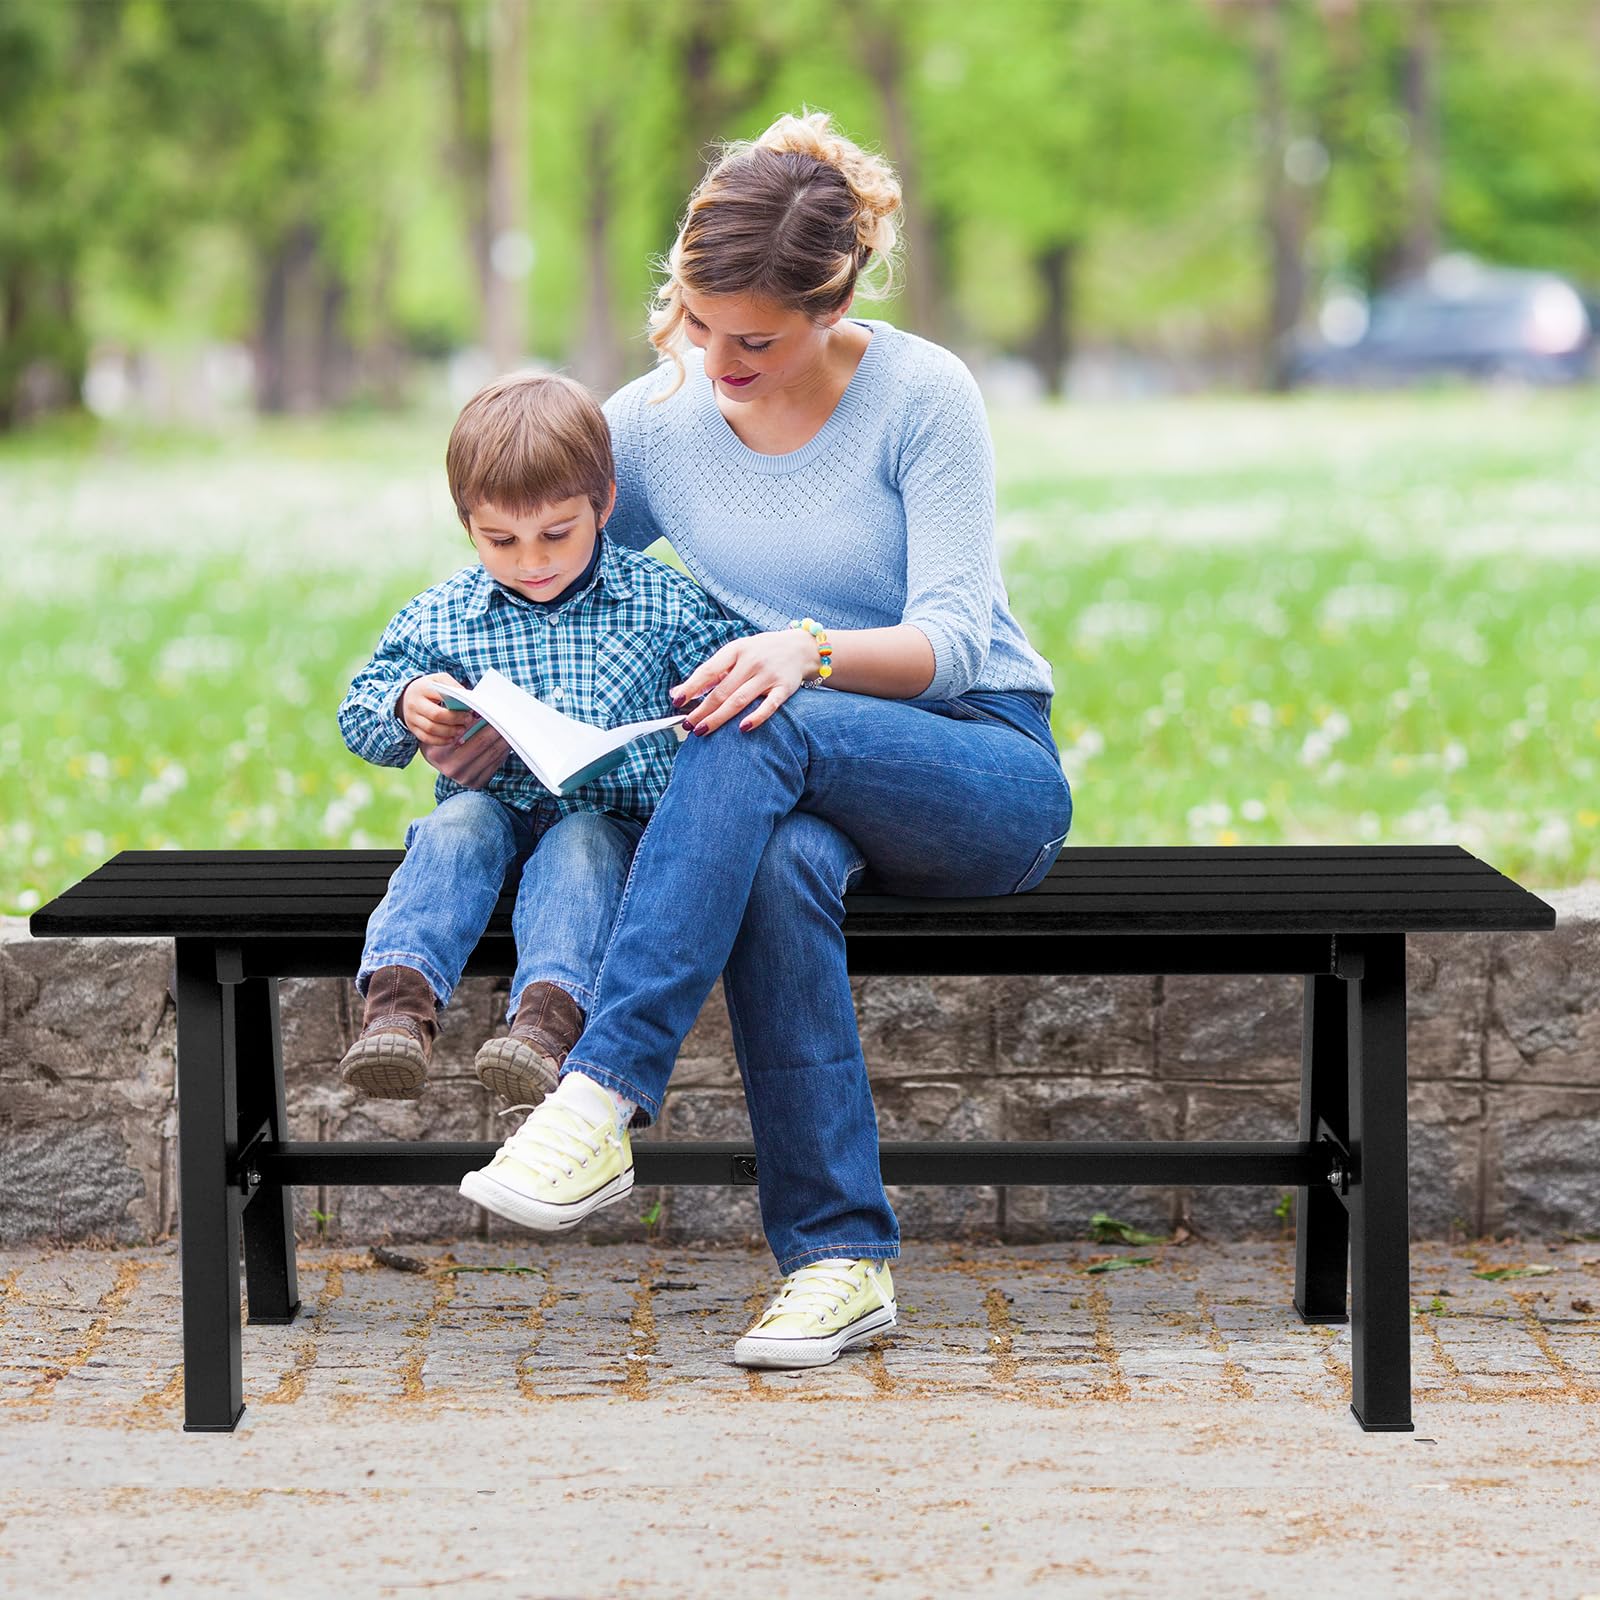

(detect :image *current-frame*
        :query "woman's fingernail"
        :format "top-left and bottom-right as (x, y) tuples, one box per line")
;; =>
(695, 723), (711, 736)
(669, 690), (684, 705)
(739, 720), (752, 732)
(681, 719), (695, 732)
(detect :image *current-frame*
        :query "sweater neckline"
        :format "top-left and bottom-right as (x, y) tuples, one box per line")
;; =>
(692, 319), (888, 476)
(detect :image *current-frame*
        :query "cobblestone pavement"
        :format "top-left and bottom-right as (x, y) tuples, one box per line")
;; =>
(3, 1237), (1599, 1598)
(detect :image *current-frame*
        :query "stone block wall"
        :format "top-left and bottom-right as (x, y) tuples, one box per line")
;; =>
(2, 885), (1596, 1248)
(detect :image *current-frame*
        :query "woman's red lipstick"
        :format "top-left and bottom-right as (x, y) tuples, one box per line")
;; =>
(721, 372), (758, 387)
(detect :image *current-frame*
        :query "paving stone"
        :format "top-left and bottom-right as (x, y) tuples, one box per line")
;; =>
(1, 1237), (1596, 1429)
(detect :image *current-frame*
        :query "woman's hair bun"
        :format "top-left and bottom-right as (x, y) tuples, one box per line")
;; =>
(645, 107), (903, 400)
(754, 109), (901, 262)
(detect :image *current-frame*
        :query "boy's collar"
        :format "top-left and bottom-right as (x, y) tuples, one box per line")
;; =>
(469, 531), (633, 617)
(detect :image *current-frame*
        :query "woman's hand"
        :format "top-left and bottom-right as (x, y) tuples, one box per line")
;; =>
(672, 629), (821, 735)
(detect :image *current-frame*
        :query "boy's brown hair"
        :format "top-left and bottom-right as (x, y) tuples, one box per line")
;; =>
(445, 371), (614, 527)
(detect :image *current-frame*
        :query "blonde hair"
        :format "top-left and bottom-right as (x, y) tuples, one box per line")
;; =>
(648, 109), (902, 398)
(445, 371), (614, 526)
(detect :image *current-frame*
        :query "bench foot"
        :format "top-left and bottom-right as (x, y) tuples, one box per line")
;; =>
(1351, 1405), (1414, 1434)
(245, 1307), (301, 1327)
(184, 1404), (247, 1434)
(1294, 1306), (1348, 1325)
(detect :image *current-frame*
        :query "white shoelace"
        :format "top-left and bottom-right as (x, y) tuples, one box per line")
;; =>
(757, 1261), (876, 1328)
(496, 1102), (620, 1185)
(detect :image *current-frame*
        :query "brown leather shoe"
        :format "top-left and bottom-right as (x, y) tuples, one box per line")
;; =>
(474, 981), (584, 1106)
(339, 965), (439, 1099)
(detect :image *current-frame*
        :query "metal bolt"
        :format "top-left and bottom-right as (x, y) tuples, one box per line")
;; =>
(246, 1167), (261, 1191)
(1327, 1163), (1345, 1191)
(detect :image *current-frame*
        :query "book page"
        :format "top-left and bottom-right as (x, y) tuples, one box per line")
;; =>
(444, 669), (684, 795)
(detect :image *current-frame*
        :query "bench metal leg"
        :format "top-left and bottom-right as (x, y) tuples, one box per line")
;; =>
(174, 940), (245, 1432)
(1342, 935), (1414, 1432)
(237, 977), (301, 1326)
(1295, 973), (1350, 1323)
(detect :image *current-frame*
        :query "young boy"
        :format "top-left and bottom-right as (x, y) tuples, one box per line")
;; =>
(336, 372), (749, 1147)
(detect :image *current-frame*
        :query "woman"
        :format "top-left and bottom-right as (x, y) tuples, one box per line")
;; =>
(433, 110), (1071, 1370)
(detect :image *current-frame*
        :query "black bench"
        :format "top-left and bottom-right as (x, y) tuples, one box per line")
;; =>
(29, 843), (1554, 1433)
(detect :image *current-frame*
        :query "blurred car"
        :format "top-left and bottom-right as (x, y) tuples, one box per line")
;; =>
(1286, 255), (1600, 387)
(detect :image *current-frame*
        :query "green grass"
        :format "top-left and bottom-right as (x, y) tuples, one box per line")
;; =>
(5, 390), (1597, 916)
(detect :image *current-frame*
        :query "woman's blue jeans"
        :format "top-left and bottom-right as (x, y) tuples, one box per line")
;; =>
(563, 688), (1073, 1273)
(359, 791), (643, 1022)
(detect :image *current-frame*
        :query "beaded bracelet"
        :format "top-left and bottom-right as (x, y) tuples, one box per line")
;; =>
(790, 616), (833, 681)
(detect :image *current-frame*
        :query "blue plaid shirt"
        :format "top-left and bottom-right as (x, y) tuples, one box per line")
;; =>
(338, 536), (753, 824)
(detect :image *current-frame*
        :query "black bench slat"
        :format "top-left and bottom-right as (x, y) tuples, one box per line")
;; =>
(49, 868), (1513, 904)
(62, 858), (1506, 892)
(31, 891), (1552, 938)
(33, 839), (1555, 940)
(93, 842), (1476, 862)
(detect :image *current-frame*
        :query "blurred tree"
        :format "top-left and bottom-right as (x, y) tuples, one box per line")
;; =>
(486, 0), (531, 371)
(1397, 0), (1441, 277)
(0, 0), (95, 427)
(8, 0), (1600, 426)
(925, 0), (1236, 393)
(850, 0), (943, 339)
(1443, 0), (1600, 284)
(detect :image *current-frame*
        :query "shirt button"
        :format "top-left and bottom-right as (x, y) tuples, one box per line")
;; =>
(552, 687), (564, 701)
(547, 614), (559, 626)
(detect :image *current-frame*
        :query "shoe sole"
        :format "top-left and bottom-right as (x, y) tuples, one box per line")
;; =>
(340, 1037), (427, 1099)
(473, 1037), (560, 1107)
(732, 1302), (898, 1369)
(458, 1165), (633, 1232)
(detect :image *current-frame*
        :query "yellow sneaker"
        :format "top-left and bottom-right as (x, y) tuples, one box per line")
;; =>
(733, 1258), (897, 1369)
(459, 1074), (632, 1231)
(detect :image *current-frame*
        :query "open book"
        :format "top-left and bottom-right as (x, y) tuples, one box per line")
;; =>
(440, 668), (687, 796)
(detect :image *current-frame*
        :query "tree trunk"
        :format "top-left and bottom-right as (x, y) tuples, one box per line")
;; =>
(0, 268), (27, 431)
(434, 0), (491, 342)
(485, 0), (530, 372)
(1029, 241), (1077, 399)
(858, 7), (942, 337)
(355, 0), (407, 406)
(254, 223), (320, 414)
(670, 1), (782, 244)
(1398, 0), (1440, 277)
(575, 110), (621, 395)
(316, 271), (355, 411)
(1257, 0), (1306, 390)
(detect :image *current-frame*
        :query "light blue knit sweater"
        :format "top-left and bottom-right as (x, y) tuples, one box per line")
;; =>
(601, 319), (1055, 702)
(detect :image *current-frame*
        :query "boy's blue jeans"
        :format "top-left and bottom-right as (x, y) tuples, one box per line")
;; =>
(359, 792), (644, 1023)
(563, 687), (1073, 1274)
